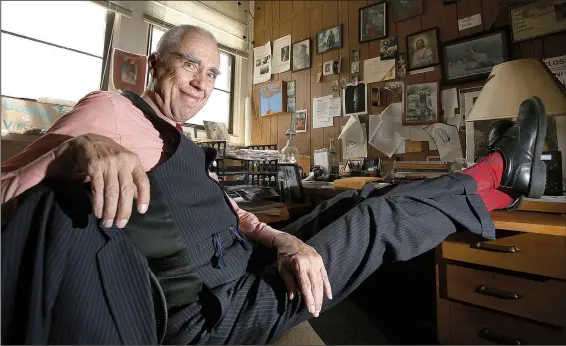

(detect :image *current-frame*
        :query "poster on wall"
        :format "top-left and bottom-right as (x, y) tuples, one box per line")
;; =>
(544, 55), (566, 87)
(1, 96), (73, 134)
(112, 48), (148, 95)
(253, 41), (272, 84)
(271, 35), (291, 74)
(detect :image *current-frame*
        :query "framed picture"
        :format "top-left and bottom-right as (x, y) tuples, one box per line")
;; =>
(393, 0), (424, 23)
(294, 109), (307, 133)
(343, 82), (368, 116)
(287, 80), (296, 97)
(371, 87), (381, 107)
(403, 82), (440, 125)
(359, 2), (387, 43)
(203, 121), (230, 141)
(287, 97), (296, 113)
(406, 28), (440, 71)
(510, 1), (566, 43)
(316, 25), (343, 54)
(443, 29), (509, 84)
(278, 163), (304, 203)
(292, 38), (311, 72)
(259, 81), (287, 117)
(323, 60), (334, 76)
(380, 36), (398, 60)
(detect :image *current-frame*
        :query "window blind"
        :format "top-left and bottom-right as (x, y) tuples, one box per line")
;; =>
(143, 1), (249, 58)
(90, 0), (132, 18)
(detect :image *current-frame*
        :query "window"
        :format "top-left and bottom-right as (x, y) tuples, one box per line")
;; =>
(148, 26), (235, 131)
(1, 1), (109, 102)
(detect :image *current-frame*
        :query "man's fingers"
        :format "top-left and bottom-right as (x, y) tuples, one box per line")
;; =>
(101, 164), (120, 228)
(308, 267), (323, 317)
(132, 165), (150, 214)
(281, 270), (297, 301)
(321, 266), (333, 300)
(115, 169), (135, 228)
(90, 171), (105, 219)
(296, 263), (316, 315)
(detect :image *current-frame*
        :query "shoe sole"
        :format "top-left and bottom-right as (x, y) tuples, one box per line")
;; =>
(527, 98), (547, 199)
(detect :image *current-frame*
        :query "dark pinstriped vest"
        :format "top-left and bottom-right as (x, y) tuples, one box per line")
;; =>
(121, 92), (252, 318)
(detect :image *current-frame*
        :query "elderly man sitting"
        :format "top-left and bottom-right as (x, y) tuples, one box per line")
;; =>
(1, 25), (547, 344)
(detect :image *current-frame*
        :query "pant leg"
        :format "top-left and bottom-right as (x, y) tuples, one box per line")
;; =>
(205, 173), (495, 344)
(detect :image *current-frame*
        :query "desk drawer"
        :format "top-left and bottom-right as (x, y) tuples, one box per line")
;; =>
(442, 232), (566, 280)
(446, 264), (566, 327)
(446, 300), (566, 344)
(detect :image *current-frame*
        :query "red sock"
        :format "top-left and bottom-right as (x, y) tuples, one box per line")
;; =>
(477, 189), (515, 211)
(461, 152), (504, 191)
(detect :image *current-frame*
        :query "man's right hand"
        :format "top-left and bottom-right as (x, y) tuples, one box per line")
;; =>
(48, 133), (150, 228)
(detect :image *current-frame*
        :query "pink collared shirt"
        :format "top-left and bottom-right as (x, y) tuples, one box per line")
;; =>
(1, 91), (278, 242)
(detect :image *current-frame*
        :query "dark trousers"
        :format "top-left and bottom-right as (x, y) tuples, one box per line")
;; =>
(170, 173), (495, 344)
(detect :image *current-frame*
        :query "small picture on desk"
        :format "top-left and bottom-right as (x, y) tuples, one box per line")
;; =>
(278, 163), (304, 202)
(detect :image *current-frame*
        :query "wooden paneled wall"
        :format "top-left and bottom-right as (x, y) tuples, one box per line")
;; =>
(251, 0), (566, 162)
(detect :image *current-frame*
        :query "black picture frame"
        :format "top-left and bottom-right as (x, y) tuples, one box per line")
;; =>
(292, 38), (312, 72)
(442, 28), (510, 85)
(392, 0), (423, 23)
(359, 2), (388, 43)
(406, 27), (440, 72)
(316, 25), (343, 55)
(277, 163), (304, 203)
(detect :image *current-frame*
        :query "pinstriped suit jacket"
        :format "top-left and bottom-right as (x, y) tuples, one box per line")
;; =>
(1, 181), (164, 344)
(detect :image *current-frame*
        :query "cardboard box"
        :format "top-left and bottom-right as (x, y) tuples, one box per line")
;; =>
(1, 96), (73, 134)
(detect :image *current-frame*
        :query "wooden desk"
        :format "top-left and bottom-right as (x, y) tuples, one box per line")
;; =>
(256, 206), (290, 224)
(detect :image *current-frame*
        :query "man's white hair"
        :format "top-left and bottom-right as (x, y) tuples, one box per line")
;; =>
(155, 25), (217, 57)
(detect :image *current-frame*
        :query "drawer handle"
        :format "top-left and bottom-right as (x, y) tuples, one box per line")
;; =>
(478, 327), (523, 345)
(470, 242), (521, 253)
(475, 284), (522, 300)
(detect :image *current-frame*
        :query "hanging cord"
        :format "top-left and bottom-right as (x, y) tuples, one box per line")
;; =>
(487, 0), (504, 31)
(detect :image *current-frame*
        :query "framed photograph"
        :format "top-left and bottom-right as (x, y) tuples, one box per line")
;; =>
(371, 87), (381, 107)
(351, 61), (360, 74)
(510, 1), (566, 43)
(359, 2), (387, 43)
(393, 1), (424, 23)
(443, 29), (509, 84)
(292, 38), (311, 72)
(287, 97), (296, 113)
(287, 80), (296, 97)
(406, 28), (440, 71)
(259, 81), (287, 117)
(397, 52), (407, 77)
(278, 163), (304, 203)
(323, 61), (334, 76)
(380, 36), (398, 60)
(294, 109), (307, 133)
(403, 82), (440, 125)
(316, 25), (343, 54)
(343, 83), (368, 116)
(352, 49), (360, 61)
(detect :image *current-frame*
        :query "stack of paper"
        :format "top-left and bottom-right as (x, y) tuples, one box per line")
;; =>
(312, 95), (341, 128)
(367, 103), (408, 157)
(425, 123), (463, 162)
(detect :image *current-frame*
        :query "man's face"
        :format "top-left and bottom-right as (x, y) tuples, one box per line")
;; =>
(151, 31), (220, 123)
(416, 39), (425, 50)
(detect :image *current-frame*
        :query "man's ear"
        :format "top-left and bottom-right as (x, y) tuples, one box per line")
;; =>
(148, 53), (158, 78)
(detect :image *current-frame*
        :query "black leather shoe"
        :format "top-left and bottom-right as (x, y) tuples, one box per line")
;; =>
(487, 119), (514, 150)
(486, 120), (524, 211)
(490, 96), (547, 199)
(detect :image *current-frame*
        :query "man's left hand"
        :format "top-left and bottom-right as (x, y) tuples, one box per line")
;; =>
(273, 233), (332, 317)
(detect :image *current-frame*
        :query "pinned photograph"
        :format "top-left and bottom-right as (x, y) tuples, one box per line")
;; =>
(380, 36), (398, 60)
(360, 2), (387, 43)
(287, 80), (296, 97)
(393, 0), (424, 23)
(404, 82), (440, 125)
(371, 87), (381, 107)
(352, 49), (360, 61)
(323, 61), (335, 76)
(292, 38), (311, 72)
(443, 29), (509, 84)
(287, 97), (296, 113)
(343, 83), (368, 116)
(351, 61), (360, 74)
(407, 28), (440, 71)
(316, 25), (343, 54)
(397, 52), (407, 77)
(295, 109), (307, 133)
(280, 45), (290, 62)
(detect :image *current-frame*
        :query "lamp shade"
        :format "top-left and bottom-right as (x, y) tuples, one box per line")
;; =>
(466, 59), (566, 122)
